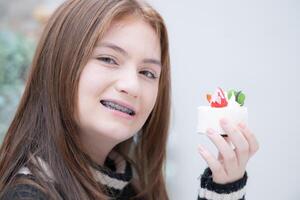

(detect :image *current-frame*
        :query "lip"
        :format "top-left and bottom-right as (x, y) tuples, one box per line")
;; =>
(100, 99), (137, 115)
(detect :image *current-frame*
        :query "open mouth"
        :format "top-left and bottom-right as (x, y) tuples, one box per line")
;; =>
(100, 100), (136, 116)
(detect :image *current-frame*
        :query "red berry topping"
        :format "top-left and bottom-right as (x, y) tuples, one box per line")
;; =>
(210, 87), (228, 108)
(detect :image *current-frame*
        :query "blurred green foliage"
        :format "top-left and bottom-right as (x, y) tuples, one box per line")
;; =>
(0, 30), (36, 140)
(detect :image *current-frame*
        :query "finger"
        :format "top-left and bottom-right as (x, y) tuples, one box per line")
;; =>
(206, 128), (238, 174)
(197, 144), (227, 180)
(217, 152), (224, 165)
(224, 137), (236, 150)
(220, 118), (250, 167)
(238, 123), (259, 157)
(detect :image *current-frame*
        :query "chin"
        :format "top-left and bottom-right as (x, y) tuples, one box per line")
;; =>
(95, 126), (134, 141)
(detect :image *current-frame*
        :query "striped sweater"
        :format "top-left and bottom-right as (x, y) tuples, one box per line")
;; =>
(0, 152), (247, 200)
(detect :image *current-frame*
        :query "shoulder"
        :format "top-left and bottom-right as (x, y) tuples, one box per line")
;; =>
(0, 176), (48, 200)
(1, 184), (48, 200)
(120, 182), (137, 197)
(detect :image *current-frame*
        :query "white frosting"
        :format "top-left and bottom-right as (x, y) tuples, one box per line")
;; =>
(197, 91), (248, 135)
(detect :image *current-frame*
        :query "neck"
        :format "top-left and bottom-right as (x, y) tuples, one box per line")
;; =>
(79, 133), (119, 166)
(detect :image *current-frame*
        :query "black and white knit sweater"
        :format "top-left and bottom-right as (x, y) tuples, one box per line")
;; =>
(198, 168), (247, 200)
(0, 152), (247, 200)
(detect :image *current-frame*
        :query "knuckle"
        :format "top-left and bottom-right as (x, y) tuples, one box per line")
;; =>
(240, 144), (250, 154)
(225, 153), (236, 162)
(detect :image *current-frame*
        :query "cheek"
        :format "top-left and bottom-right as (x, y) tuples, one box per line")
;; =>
(77, 64), (108, 119)
(142, 85), (159, 115)
(78, 63), (107, 97)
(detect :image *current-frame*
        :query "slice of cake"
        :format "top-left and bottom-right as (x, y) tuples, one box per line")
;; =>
(197, 87), (248, 135)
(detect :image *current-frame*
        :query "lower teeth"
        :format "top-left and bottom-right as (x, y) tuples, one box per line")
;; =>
(106, 105), (130, 115)
(100, 100), (133, 116)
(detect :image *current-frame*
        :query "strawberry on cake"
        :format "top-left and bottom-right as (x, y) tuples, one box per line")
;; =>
(197, 87), (248, 135)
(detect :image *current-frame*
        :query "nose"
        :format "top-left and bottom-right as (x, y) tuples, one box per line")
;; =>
(115, 68), (140, 98)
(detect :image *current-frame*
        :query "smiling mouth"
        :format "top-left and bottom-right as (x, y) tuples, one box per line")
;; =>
(100, 100), (136, 116)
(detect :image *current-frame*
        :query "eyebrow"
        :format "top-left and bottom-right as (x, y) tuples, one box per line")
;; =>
(97, 42), (162, 68)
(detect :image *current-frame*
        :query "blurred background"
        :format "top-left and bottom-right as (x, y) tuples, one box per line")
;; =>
(0, 0), (299, 199)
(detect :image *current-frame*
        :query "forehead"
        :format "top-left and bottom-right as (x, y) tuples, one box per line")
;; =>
(97, 16), (161, 58)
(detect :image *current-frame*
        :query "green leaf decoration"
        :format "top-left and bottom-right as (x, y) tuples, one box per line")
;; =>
(227, 89), (237, 100)
(235, 91), (241, 101)
(237, 92), (246, 106)
(227, 89), (246, 106)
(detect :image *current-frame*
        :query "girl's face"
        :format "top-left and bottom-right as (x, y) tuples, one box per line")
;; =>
(77, 17), (161, 143)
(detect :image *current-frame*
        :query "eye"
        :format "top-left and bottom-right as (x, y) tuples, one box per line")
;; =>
(97, 56), (118, 65)
(140, 70), (157, 79)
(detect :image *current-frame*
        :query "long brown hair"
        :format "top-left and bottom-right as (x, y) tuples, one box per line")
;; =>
(0, 0), (171, 199)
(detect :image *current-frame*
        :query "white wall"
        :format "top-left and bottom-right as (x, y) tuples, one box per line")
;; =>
(147, 0), (300, 199)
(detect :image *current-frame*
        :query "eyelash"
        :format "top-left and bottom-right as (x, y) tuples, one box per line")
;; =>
(97, 56), (118, 65)
(97, 56), (158, 80)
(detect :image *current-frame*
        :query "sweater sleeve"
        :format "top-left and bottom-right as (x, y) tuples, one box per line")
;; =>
(197, 168), (248, 200)
(0, 184), (48, 200)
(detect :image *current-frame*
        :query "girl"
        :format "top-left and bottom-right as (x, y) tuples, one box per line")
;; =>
(0, 0), (259, 199)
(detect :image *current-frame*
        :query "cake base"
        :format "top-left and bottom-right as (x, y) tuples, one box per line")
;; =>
(197, 106), (248, 135)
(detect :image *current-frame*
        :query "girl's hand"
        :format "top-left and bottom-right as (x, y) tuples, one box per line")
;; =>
(197, 118), (259, 184)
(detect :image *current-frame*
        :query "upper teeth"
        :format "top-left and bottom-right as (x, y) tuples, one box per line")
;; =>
(101, 100), (135, 115)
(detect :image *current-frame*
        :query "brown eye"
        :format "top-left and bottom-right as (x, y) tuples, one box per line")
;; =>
(140, 70), (157, 79)
(97, 57), (118, 65)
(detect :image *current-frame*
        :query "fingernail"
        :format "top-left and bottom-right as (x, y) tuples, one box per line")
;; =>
(220, 119), (230, 131)
(197, 145), (204, 153)
(238, 122), (246, 129)
(206, 128), (215, 135)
